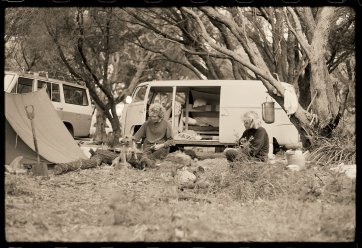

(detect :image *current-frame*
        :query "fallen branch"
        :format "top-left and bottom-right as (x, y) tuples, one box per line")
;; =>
(53, 155), (102, 175)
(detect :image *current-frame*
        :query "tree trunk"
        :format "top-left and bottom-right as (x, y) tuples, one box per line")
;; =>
(109, 107), (122, 142)
(298, 64), (311, 109)
(308, 8), (339, 136)
(94, 104), (108, 143)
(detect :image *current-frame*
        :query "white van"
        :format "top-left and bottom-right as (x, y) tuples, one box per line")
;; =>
(120, 80), (300, 153)
(4, 70), (93, 137)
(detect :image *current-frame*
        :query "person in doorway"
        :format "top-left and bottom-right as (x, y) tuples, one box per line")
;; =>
(225, 111), (269, 162)
(125, 103), (175, 169)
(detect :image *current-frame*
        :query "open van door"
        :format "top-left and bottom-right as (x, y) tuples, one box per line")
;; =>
(121, 85), (149, 137)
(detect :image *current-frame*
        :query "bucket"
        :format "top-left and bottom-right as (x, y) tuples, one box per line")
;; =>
(262, 101), (275, 124)
(285, 150), (305, 167)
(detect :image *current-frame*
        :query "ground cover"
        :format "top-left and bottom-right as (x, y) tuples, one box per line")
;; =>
(5, 151), (355, 242)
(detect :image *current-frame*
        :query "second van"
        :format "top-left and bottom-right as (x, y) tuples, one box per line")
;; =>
(4, 70), (93, 137)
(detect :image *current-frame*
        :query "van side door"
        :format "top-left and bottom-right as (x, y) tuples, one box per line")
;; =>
(121, 85), (149, 137)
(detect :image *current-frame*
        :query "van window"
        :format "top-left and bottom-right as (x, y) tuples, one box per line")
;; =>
(63, 84), (88, 106)
(14, 77), (33, 94)
(153, 92), (171, 107)
(133, 86), (147, 103)
(38, 80), (61, 102)
(51, 84), (61, 102)
(37, 81), (51, 96)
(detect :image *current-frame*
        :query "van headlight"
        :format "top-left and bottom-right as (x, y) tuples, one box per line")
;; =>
(125, 96), (132, 104)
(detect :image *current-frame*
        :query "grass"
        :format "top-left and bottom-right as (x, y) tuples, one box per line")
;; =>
(5, 149), (356, 242)
(5, 175), (34, 196)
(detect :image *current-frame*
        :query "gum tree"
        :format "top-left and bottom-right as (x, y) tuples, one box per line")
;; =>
(42, 7), (155, 142)
(125, 7), (355, 147)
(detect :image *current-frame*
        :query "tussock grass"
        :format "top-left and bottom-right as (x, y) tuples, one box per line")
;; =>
(307, 135), (355, 166)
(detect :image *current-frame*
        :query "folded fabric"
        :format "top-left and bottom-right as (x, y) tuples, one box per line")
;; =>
(284, 86), (299, 116)
(183, 117), (197, 125)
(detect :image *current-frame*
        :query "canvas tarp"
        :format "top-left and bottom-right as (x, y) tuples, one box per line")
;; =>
(5, 88), (87, 165)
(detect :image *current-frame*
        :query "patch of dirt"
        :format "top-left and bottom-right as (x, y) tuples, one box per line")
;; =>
(5, 151), (356, 242)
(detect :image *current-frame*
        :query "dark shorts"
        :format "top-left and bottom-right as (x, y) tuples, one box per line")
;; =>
(225, 149), (267, 162)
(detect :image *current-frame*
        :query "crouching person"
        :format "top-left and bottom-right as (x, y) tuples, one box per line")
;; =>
(225, 111), (269, 163)
(127, 103), (175, 169)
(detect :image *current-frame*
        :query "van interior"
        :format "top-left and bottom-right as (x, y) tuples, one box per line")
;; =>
(146, 86), (221, 142)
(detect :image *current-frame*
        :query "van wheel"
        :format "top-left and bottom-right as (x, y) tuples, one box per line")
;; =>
(64, 123), (74, 137)
(170, 145), (183, 153)
(215, 146), (225, 153)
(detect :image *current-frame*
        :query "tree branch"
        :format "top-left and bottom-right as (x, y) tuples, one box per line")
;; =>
(115, 51), (154, 103)
(284, 7), (312, 60)
(45, 16), (107, 111)
(295, 7), (316, 42)
(182, 7), (287, 96)
(130, 38), (204, 79)
(122, 8), (185, 44)
(310, 7), (336, 62)
(75, 9), (113, 101)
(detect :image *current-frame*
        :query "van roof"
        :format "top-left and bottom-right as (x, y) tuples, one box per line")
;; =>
(5, 70), (88, 89)
(138, 80), (291, 88)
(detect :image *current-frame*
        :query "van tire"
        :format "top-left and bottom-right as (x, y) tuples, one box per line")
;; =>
(64, 123), (74, 137)
(133, 125), (141, 135)
(215, 146), (225, 153)
(170, 145), (183, 153)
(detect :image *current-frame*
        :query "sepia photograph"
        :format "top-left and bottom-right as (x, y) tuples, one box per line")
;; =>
(4, 5), (356, 242)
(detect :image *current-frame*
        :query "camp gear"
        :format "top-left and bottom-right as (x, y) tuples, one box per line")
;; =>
(262, 98), (275, 124)
(25, 105), (48, 177)
(285, 149), (305, 168)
